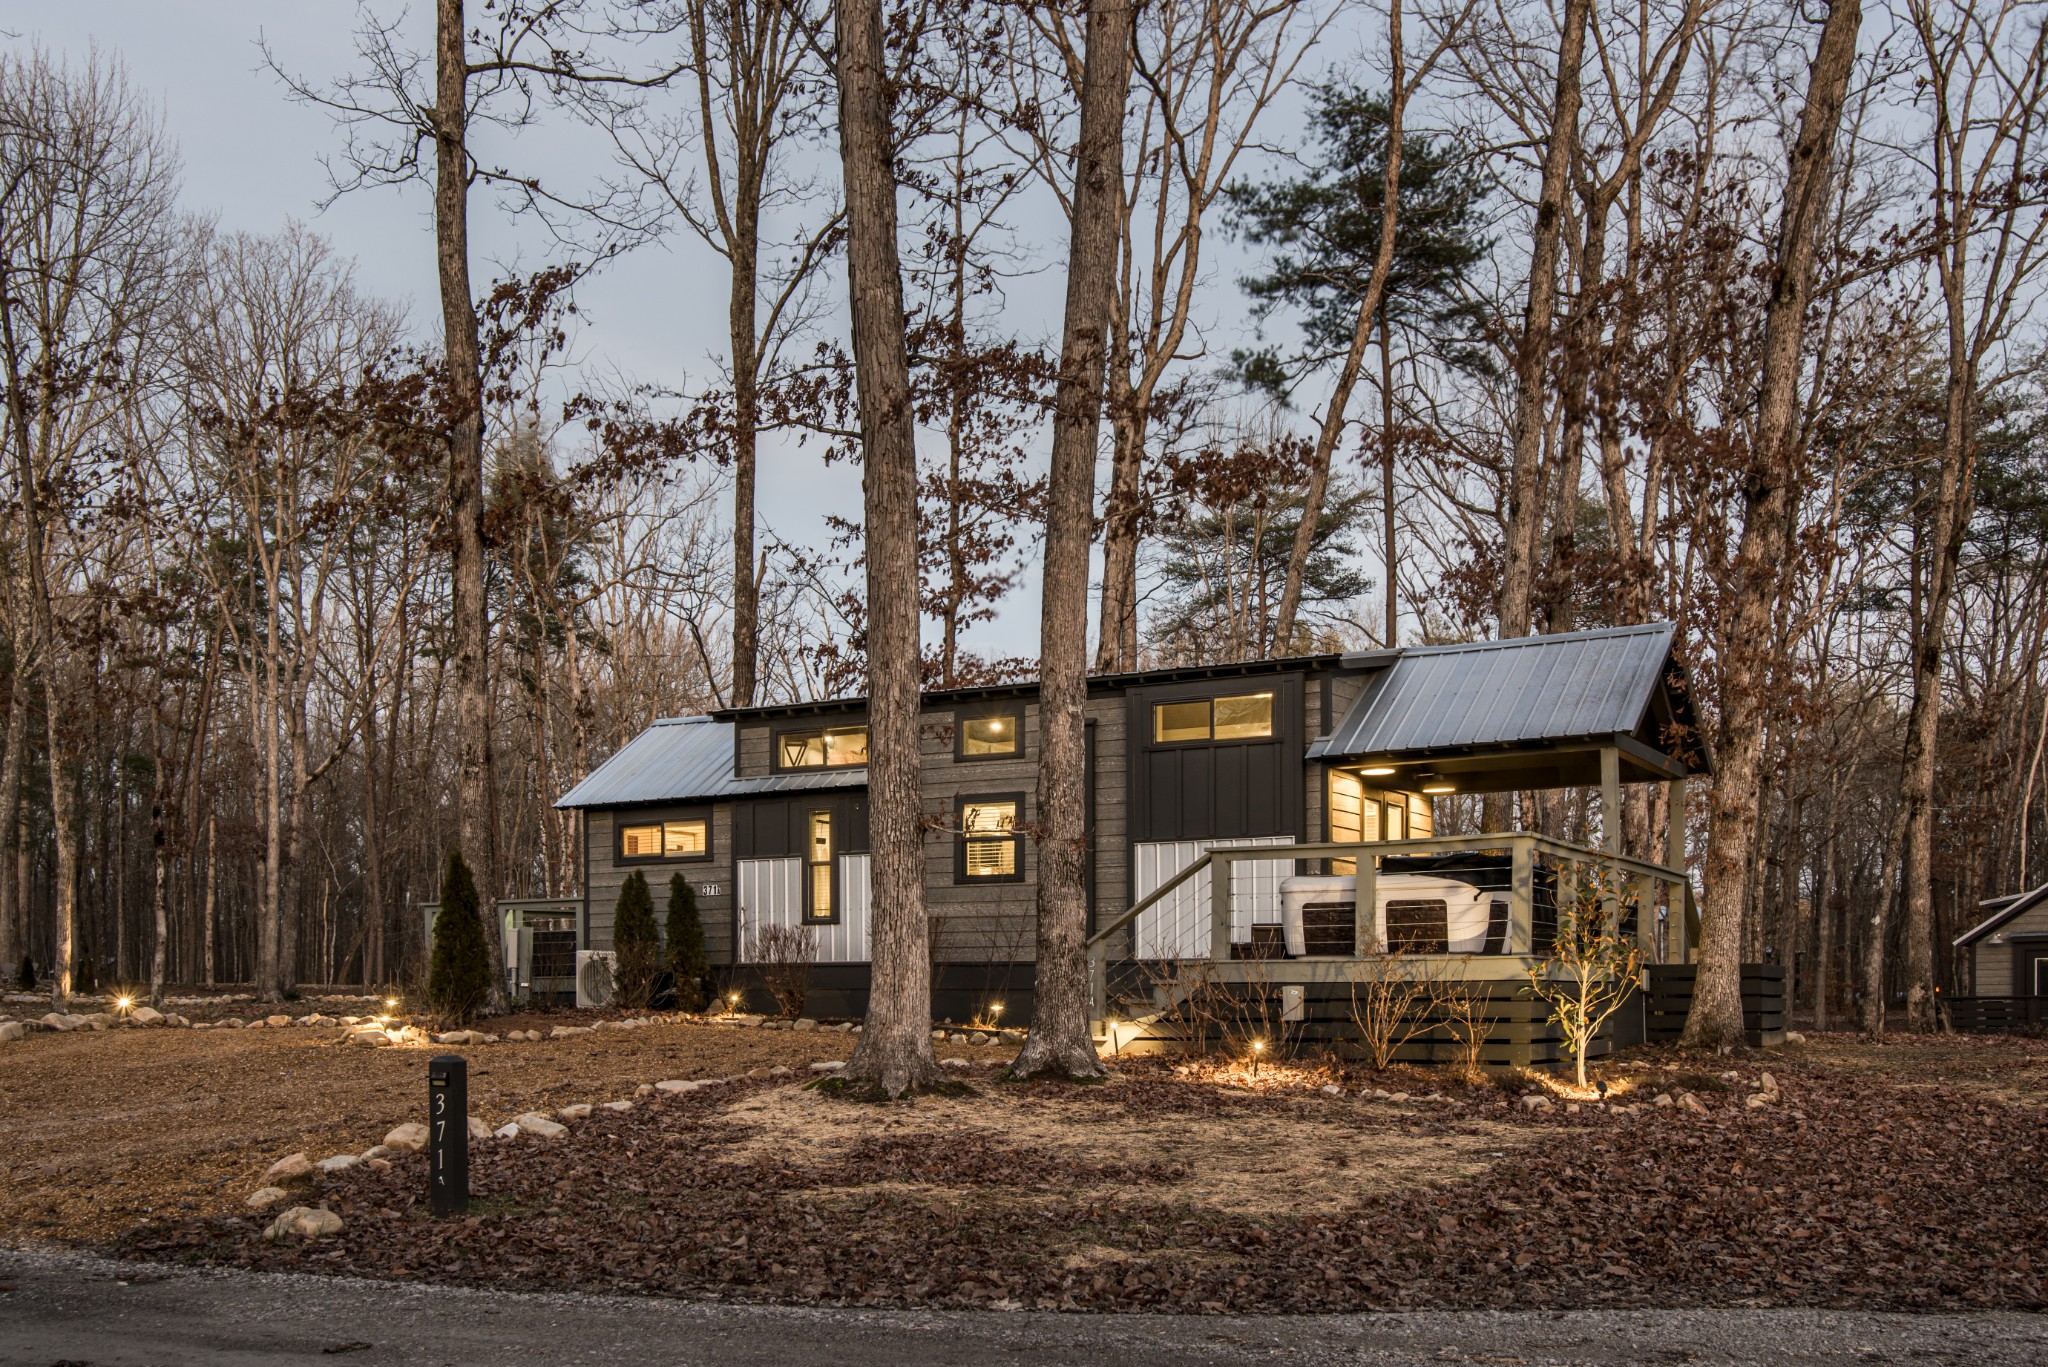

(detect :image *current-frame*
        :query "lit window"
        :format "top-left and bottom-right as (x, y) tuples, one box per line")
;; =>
(1214, 692), (1274, 739)
(621, 819), (708, 860)
(1153, 700), (1212, 742)
(961, 712), (1019, 757)
(1152, 691), (1276, 743)
(779, 725), (869, 770)
(805, 810), (834, 921)
(960, 798), (1020, 880)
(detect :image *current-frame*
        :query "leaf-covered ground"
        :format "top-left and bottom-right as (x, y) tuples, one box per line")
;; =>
(119, 1033), (2048, 1313)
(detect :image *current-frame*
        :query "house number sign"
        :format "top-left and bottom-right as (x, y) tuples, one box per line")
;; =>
(428, 1054), (469, 1216)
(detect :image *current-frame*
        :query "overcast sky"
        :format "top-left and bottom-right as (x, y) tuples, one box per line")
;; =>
(3, 1), (1345, 661)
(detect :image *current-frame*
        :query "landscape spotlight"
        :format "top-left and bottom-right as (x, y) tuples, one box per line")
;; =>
(385, 997), (399, 1011)
(115, 995), (133, 1014)
(988, 1002), (1004, 1017)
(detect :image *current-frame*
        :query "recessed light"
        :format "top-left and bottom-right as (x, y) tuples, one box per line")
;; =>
(1359, 765), (1396, 777)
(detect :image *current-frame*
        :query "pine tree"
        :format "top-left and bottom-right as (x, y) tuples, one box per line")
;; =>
(428, 849), (493, 1026)
(612, 870), (660, 1009)
(665, 874), (709, 1012)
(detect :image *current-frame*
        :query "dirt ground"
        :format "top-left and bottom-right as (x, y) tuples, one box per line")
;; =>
(0, 1017), (1000, 1242)
(6, 1020), (2046, 1314)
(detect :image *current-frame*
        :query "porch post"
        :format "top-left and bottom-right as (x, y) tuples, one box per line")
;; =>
(1209, 852), (1231, 964)
(1600, 745), (1622, 857)
(1509, 836), (1533, 955)
(1354, 846), (1379, 955)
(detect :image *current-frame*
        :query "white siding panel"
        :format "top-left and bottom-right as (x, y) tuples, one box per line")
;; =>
(736, 854), (872, 964)
(1133, 836), (1295, 959)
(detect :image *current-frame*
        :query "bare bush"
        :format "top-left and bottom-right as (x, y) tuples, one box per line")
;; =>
(1346, 952), (1444, 1071)
(755, 924), (817, 1019)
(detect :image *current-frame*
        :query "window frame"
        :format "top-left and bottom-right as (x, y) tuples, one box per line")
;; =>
(1147, 689), (1278, 747)
(802, 808), (839, 924)
(615, 811), (713, 865)
(954, 791), (1026, 884)
(772, 722), (871, 773)
(954, 706), (1024, 762)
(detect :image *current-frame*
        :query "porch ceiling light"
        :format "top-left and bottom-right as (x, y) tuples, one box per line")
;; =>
(1359, 765), (1396, 776)
(1419, 772), (1456, 794)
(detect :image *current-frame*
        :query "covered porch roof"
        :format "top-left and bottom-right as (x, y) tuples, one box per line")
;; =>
(1309, 623), (1709, 793)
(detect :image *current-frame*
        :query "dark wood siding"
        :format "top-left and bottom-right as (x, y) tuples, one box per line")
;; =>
(585, 804), (736, 964)
(1127, 673), (1305, 842)
(733, 793), (870, 859)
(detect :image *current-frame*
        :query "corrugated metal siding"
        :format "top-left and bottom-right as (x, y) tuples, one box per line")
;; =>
(557, 715), (865, 809)
(736, 854), (871, 964)
(1313, 623), (1675, 760)
(1133, 836), (1296, 959)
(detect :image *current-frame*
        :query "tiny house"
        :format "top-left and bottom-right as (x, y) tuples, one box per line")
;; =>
(1950, 885), (2048, 1030)
(555, 622), (1710, 1049)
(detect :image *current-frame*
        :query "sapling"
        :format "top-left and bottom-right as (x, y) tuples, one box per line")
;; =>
(1526, 863), (1645, 1089)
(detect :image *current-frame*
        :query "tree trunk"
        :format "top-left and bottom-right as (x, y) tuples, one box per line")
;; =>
(1496, 0), (1593, 638)
(730, 227), (761, 707)
(1681, 0), (1860, 1049)
(0, 618), (26, 985)
(1011, 0), (1134, 1082)
(204, 812), (216, 989)
(834, 0), (944, 1097)
(1093, 369), (1144, 673)
(435, 0), (506, 1008)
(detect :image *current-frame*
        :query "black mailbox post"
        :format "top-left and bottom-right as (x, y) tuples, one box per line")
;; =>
(428, 1054), (469, 1215)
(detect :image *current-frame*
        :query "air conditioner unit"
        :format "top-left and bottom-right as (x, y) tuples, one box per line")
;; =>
(575, 950), (617, 1009)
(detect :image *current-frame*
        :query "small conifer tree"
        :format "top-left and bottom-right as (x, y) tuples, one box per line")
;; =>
(428, 849), (494, 1025)
(612, 870), (660, 1008)
(665, 873), (709, 1011)
(17, 954), (34, 990)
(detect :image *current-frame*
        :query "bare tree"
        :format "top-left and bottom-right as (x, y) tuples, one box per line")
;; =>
(1011, 0), (1135, 1082)
(1683, 0), (1862, 1049)
(1888, 0), (2048, 1031)
(834, 0), (945, 1096)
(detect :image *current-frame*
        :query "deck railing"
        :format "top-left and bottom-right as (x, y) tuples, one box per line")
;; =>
(1085, 833), (1695, 1029)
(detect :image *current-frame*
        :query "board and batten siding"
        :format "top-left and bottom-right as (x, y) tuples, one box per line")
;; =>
(1132, 835), (1296, 959)
(736, 854), (872, 962)
(922, 703), (1038, 964)
(584, 805), (737, 964)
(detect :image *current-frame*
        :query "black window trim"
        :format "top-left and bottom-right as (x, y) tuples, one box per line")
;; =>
(772, 720), (872, 773)
(802, 807), (840, 924)
(615, 809), (714, 865)
(1146, 689), (1280, 748)
(955, 790), (1026, 884)
(954, 704), (1025, 762)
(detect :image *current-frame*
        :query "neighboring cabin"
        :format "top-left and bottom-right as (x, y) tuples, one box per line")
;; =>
(1954, 884), (2048, 1004)
(554, 623), (1707, 1023)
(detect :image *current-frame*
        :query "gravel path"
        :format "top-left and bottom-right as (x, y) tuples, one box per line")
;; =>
(3, 1247), (2045, 1366)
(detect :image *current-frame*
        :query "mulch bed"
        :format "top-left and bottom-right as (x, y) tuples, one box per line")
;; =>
(119, 1044), (2048, 1313)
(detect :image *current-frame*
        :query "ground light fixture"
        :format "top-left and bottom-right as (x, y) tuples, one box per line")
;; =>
(1250, 1038), (1266, 1077)
(385, 997), (399, 1012)
(115, 994), (134, 1016)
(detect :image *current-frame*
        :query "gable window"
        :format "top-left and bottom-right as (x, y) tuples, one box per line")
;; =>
(778, 724), (869, 770)
(958, 709), (1021, 759)
(1151, 691), (1274, 744)
(619, 817), (709, 862)
(958, 795), (1022, 881)
(804, 809), (836, 922)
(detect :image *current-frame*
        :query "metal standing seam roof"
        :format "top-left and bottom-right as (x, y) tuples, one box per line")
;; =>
(553, 715), (866, 810)
(1309, 622), (1685, 761)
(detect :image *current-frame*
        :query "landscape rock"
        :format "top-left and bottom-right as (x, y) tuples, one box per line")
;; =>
(265, 1014), (291, 1028)
(434, 1030), (470, 1045)
(601, 1100), (634, 1112)
(558, 1104), (593, 1123)
(467, 1117), (494, 1142)
(1520, 1094), (1554, 1112)
(38, 1013), (71, 1032)
(316, 1154), (360, 1174)
(939, 1057), (970, 1070)
(245, 1186), (288, 1210)
(1652, 1092), (1674, 1108)
(1785, 1030), (1807, 1044)
(0, 1022), (23, 1042)
(1320, 1083), (1343, 1096)
(1679, 1092), (1709, 1114)
(128, 1005), (164, 1026)
(263, 1153), (314, 1184)
(382, 1123), (428, 1153)
(969, 1032), (991, 1046)
(792, 1017), (819, 1032)
(360, 1145), (391, 1161)
(263, 1206), (344, 1242)
(351, 1030), (391, 1048)
(514, 1112), (568, 1139)
(809, 1061), (845, 1073)
(656, 1079), (707, 1093)
(493, 1122), (521, 1140)
(222, 1017), (246, 1028)
(768, 1065), (792, 1078)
